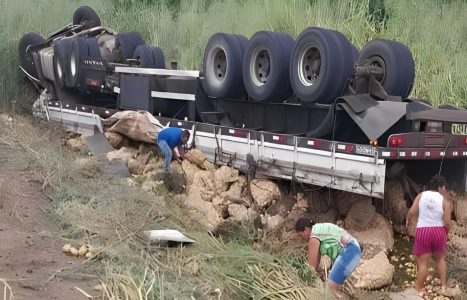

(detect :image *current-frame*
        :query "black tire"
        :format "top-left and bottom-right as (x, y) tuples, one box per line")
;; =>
(243, 31), (294, 102)
(18, 32), (46, 79)
(68, 37), (102, 88)
(134, 45), (165, 68)
(69, 37), (86, 88)
(53, 38), (73, 89)
(115, 32), (145, 62)
(289, 27), (356, 104)
(86, 37), (101, 58)
(73, 6), (101, 28)
(356, 39), (415, 98)
(203, 33), (248, 98)
(234, 34), (249, 53)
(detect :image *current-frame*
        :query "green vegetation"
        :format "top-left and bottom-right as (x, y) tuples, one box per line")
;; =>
(1, 0), (466, 109)
(1, 116), (325, 299)
(0, 1), (466, 296)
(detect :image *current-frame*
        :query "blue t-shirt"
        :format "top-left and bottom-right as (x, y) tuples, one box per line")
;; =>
(157, 127), (182, 149)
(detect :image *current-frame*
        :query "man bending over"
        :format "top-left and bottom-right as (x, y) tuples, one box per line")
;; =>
(157, 127), (190, 172)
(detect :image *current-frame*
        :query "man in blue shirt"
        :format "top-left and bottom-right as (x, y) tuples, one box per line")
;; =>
(157, 127), (190, 172)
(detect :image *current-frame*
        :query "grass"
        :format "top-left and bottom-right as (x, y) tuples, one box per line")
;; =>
(0, 114), (327, 299)
(0, 0), (466, 297)
(1, 0), (467, 110)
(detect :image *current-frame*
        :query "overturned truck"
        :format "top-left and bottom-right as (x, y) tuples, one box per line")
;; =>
(18, 6), (467, 232)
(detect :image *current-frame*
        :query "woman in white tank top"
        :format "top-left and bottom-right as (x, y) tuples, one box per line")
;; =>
(406, 175), (451, 295)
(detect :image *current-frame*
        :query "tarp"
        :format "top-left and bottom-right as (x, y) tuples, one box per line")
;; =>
(101, 111), (165, 144)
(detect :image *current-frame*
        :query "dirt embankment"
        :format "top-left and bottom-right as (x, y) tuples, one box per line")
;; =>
(0, 140), (99, 299)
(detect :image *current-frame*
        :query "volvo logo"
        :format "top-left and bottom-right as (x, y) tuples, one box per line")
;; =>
(84, 59), (104, 66)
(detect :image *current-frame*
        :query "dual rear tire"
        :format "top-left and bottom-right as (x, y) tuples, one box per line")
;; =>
(53, 37), (101, 89)
(202, 28), (415, 103)
(203, 28), (358, 103)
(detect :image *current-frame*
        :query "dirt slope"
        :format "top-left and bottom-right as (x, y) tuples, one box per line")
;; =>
(0, 141), (99, 300)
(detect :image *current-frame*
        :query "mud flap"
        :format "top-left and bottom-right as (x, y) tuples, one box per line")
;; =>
(336, 95), (407, 140)
(84, 133), (113, 155)
(85, 134), (129, 178)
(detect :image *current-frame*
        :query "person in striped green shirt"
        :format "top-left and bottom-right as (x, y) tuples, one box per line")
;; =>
(295, 217), (362, 299)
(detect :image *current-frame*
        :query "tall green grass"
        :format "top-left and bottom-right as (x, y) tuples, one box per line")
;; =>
(1, 0), (466, 109)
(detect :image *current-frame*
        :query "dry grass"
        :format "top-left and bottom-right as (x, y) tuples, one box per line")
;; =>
(0, 114), (327, 299)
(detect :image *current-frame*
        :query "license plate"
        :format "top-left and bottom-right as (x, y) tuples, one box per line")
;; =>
(451, 123), (467, 135)
(356, 145), (375, 156)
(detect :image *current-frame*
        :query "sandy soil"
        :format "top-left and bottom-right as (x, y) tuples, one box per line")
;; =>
(0, 141), (100, 300)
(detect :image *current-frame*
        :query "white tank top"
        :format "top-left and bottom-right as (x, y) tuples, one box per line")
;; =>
(417, 191), (444, 228)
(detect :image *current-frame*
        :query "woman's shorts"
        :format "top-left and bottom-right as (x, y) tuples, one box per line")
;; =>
(413, 226), (447, 256)
(328, 239), (362, 285)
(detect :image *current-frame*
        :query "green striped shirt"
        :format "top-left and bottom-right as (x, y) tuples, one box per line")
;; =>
(311, 223), (345, 261)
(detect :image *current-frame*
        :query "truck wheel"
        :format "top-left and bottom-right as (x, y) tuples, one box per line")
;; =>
(203, 33), (248, 98)
(289, 28), (356, 104)
(18, 32), (46, 79)
(115, 32), (145, 62)
(234, 34), (249, 53)
(355, 39), (414, 98)
(73, 6), (101, 28)
(134, 45), (165, 68)
(68, 37), (102, 88)
(243, 31), (294, 102)
(53, 39), (73, 89)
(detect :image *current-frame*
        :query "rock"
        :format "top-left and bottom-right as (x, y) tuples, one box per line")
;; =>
(309, 188), (333, 213)
(294, 193), (308, 210)
(127, 158), (144, 174)
(345, 196), (375, 231)
(212, 195), (228, 207)
(65, 135), (88, 152)
(164, 171), (187, 194)
(214, 166), (239, 194)
(143, 160), (163, 175)
(348, 250), (394, 290)
(261, 214), (284, 230)
(227, 204), (249, 222)
(126, 145), (157, 175)
(106, 146), (138, 165)
(220, 175), (247, 204)
(183, 192), (223, 231)
(267, 193), (297, 218)
(284, 193), (310, 229)
(104, 131), (131, 149)
(190, 171), (215, 201)
(180, 159), (202, 185)
(453, 195), (467, 225)
(333, 190), (355, 216)
(348, 212), (394, 259)
(383, 180), (410, 235)
(438, 284), (462, 299)
(250, 179), (281, 210)
(203, 160), (216, 171)
(183, 148), (207, 169)
(310, 208), (338, 224)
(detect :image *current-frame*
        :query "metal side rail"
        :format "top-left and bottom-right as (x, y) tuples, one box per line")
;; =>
(46, 101), (106, 136)
(169, 120), (387, 199)
(44, 103), (386, 198)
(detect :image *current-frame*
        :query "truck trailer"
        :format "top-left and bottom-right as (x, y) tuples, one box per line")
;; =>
(18, 6), (467, 231)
